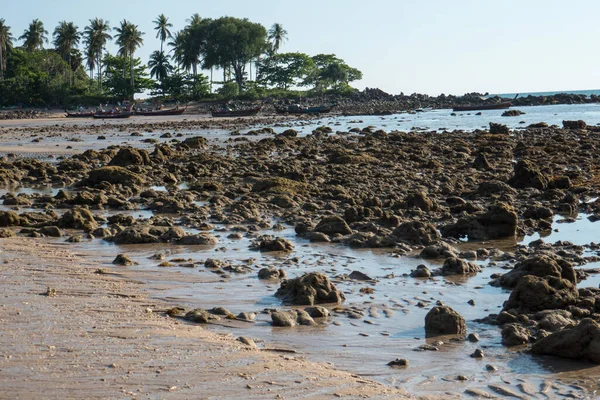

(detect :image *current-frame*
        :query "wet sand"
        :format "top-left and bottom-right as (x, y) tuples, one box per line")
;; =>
(0, 238), (410, 399)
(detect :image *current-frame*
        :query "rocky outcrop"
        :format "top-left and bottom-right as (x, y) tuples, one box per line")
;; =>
(502, 276), (578, 314)
(424, 306), (466, 336)
(531, 319), (600, 363)
(440, 202), (518, 240)
(392, 221), (440, 245)
(275, 272), (345, 305)
(496, 255), (576, 289)
(508, 160), (549, 190)
(441, 257), (481, 276)
(313, 215), (352, 235)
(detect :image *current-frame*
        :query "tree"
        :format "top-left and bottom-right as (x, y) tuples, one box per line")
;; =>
(83, 18), (112, 89)
(53, 21), (81, 85)
(203, 17), (267, 92)
(257, 52), (313, 90)
(114, 20), (144, 98)
(102, 54), (153, 99)
(148, 50), (172, 94)
(19, 19), (48, 51)
(304, 54), (363, 91)
(0, 19), (13, 80)
(153, 14), (172, 54)
(268, 23), (288, 54)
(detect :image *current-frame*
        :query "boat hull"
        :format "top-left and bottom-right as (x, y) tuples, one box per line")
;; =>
(66, 112), (95, 118)
(135, 107), (186, 116)
(211, 107), (262, 118)
(452, 102), (512, 112)
(93, 112), (132, 119)
(275, 105), (335, 115)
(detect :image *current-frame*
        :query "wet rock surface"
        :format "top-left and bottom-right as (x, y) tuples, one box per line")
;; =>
(275, 272), (345, 305)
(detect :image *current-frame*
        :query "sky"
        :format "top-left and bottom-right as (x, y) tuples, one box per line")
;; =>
(2, 0), (600, 96)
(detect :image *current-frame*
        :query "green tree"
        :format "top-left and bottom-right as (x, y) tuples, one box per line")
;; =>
(53, 21), (81, 86)
(257, 52), (313, 90)
(83, 18), (112, 89)
(102, 53), (153, 99)
(19, 19), (48, 51)
(203, 17), (267, 93)
(114, 20), (144, 98)
(0, 19), (14, 79)
(148, 50), (173, 94)
(268, 23), (288, 54)
(304, 54), (363, 91)
(153, 14), (172, 54)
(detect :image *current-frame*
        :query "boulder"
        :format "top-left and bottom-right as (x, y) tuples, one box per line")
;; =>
(489, 122), (509, 134)
(420, 242), (458, 259)
(392, 221), (440, 245)
(497, 255), (576, 289)
(177, 233), (219, 246)
(112, 226), (186, 245)
(108, 148), (151, 167)
(410, 265), (431, 278)
(501, 324), (530, 346)
(508, 160), (549, 190)
(250, 236), (294, 252)
(440, 202), (518, 241)
(503, 276), (578, 314)
(184, 308), (220, 324)
(441, 257), (481, 276)
(84, 166), (145, 186)
(313, 215), (352, 235)
(112, 254), (136, 266)
(275, 272), (345, 305)
(0, 211), (21, 227)
(531, 319), (600, 363)
(258, 268), (287, 280)
(58, 208), (97, 230)
(562, 120), (586, 130)
(271, 310), (317, 327)
(424, 306), (467, 336)
(404, 191), (436, 211)
(473, 153), (493, 170)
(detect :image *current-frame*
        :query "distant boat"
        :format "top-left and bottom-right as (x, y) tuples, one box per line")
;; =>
(135, 106), (187, 116)
(93, 111), (132, 119)
(65, 110), (95, 118)
(275, 104), (336, 115)
(211, 105), (262, 118)
(452, 102), (512, 112)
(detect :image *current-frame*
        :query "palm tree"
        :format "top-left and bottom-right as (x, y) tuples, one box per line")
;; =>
(148, 50), (172, 94)
(268, 23), (288, 54)
(83, 18), (112, 89)
(153, 14), (172, 54)
(19, 19), (48, 51)
(53, 21), (81, 85)
(114, 20), (144, 98)
(0, 19), (14, 80)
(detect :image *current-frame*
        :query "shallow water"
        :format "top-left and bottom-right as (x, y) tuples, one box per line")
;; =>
(5, 104), (600, 397)
(57, 213), (600, 398)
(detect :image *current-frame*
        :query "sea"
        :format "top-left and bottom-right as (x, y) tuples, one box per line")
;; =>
(495, 89), (600, 98)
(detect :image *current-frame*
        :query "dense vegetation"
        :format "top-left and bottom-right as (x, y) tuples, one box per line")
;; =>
(0, 15), (362, 107)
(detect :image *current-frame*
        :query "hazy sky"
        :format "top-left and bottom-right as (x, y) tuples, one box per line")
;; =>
(2, 0), (599, 95)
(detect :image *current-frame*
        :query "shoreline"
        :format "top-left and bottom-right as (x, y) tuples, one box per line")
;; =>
(0, 238), (411, 399)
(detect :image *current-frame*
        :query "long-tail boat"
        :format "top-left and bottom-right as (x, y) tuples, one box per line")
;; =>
(275, 104), (336, 115)
(135, 106), (187, 116)
(65, 110), (96, 118)
(452, 102), (512, 112)
(93, 111), (132, 119)
(211, 105), (262, 117)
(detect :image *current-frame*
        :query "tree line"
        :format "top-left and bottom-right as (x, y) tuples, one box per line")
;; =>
(0, 15), (362, 106)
